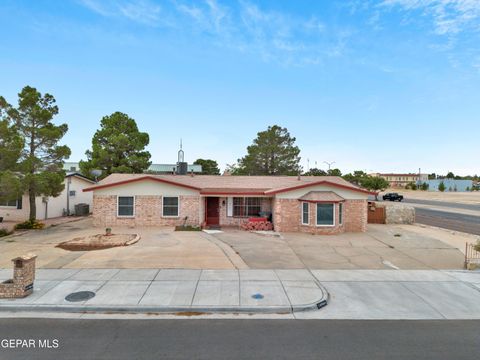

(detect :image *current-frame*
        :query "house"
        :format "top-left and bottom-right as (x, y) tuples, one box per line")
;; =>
(0, 173), (95, 222)
(83, 174), (374, 234)
(370, 173), (428, 188)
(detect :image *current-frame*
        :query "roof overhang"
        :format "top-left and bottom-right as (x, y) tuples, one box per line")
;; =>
(265, 180), (375, 196)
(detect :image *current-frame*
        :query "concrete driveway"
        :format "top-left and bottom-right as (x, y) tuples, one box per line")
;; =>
(0, 218), (244, 269)
(0, 219), (467, 270)
(211, 224), (466, 270)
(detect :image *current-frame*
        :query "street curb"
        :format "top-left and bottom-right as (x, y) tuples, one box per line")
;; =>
(0, 284), (329, 315)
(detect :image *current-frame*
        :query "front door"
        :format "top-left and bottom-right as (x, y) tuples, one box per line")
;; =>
(206, 197), (220, 226)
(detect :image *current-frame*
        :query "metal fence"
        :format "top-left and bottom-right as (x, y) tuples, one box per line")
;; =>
(464, 243), (480, 269)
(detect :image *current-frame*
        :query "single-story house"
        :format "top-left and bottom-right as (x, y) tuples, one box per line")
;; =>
(0, 173), (95, 222)
(84, 174), (374, 234)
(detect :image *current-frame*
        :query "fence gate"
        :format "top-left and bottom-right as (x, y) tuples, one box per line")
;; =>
(368, 202), (385, 224)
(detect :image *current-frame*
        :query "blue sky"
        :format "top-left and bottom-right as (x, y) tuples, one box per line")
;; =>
(1, 0), (479, 175)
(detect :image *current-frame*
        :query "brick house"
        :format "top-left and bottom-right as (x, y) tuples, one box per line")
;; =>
(84, 174), (374, 234)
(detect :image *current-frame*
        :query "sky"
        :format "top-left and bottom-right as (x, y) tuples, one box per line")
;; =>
(0, 0), (479, 175)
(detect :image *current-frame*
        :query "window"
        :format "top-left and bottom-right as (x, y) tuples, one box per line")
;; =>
(0, 199), (18, 207)
(301, 202), (309, 225)
(233, 197), (261, 217)
(316, 203), (335, 226)
(163, 196), (179, 217)
(339, 203), (343, 225)
(118, 196), (134, 217)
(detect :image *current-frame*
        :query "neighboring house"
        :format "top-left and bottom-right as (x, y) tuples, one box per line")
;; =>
(370, 173), (428, 188)
(424, 179), (473, 192)
(0, 173), (95, 222)
(64, 143), (202, 176)
(63, 163), (202, 175)
(84, 174), (374, 234)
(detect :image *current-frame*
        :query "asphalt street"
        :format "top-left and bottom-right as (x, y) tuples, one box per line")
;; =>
(377, 198), (480, 235)
(403, 198), (480, 211)
(415, 208), (480, 235)
(0, 319), (479, 360)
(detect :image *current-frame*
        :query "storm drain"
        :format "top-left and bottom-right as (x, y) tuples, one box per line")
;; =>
(251, 293), (264, 300)
(65, 291), (96, 302)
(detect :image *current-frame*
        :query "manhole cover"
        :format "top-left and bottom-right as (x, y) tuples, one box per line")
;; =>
(251, 293), (264, 300)
(65, 291), (96, 302)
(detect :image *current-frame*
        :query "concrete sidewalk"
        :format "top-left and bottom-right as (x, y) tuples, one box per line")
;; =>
(0, 269), (327, 313)
(1, 269), (480, 319)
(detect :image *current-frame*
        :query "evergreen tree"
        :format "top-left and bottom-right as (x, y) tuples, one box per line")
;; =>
(0, 86), (70, 220)
(80, 112), (151, 180)
(234, 125), (301, 175)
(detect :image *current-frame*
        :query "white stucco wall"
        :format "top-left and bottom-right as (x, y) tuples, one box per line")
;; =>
(93, 179), (201, 196)
(0, 176), (94, 222)
(274, 184), (369, 200)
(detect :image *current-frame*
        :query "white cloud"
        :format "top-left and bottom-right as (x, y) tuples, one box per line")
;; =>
(77, 0), (353, 66)
(381, 0), (480, 35)
(77, 0), (162, 26)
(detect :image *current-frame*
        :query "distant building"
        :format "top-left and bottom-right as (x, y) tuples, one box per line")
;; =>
(423, 179), (473, 192)
(63, 142), (202, 176)
(369, 173), (428, 188)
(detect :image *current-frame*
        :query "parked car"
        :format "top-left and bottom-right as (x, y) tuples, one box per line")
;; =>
(383, 193), (404, 201)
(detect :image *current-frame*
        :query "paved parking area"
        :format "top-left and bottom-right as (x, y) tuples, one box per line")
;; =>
(0, 219), (244, 269)
(0, 219), (468, 270)
(212, 225), (466, 269)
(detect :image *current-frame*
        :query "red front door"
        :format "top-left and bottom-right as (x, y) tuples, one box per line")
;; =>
(206, 197), (220, 225)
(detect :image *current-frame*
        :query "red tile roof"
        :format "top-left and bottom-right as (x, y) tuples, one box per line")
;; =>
(83, 174), (374, 195)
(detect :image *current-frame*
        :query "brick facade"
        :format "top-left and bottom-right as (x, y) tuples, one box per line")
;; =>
(273, 198), (367, 234)
(92, 194), (366, 234)
(93, 195), (200, 227)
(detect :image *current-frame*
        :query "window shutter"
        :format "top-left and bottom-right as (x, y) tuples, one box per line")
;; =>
(17, 197), (22, 210)
(227, 197), (233, 217)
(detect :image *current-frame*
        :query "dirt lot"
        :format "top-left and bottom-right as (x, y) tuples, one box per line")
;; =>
(0, 219), (470, 270)
(382, 189), (480, 204)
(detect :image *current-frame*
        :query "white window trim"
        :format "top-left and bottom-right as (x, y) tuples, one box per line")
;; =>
(301, 202), (309, 225)
(162, 196), (180, 218)
(316, 203), (335, 227)
(339, 203), (343, 225)
(117, 195), (135, 218)
(0, 200), (18, 208)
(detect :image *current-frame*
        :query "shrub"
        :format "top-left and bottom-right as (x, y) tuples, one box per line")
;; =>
(438, 182), (446, 192)
(175, 225), (201, 231)
(421, 182), (429, 191)
(15, 220), (45, 230)
(0, 229), (12, 237)
(474, 241), (480, 253)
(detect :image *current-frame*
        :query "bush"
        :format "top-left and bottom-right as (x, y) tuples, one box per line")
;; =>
(474, 241), (480, 253)
(0, 229), (12, 237)
(15, 220), (45, 230)
(175, 225), (201, 231)
(421, 182), (429, 191)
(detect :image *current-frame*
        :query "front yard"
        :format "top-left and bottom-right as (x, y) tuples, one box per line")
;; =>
(0, 218), (467, 270)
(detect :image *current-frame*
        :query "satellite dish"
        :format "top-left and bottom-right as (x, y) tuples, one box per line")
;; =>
(90, 169), (102, 182)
